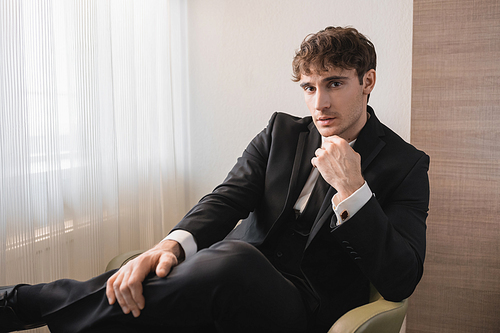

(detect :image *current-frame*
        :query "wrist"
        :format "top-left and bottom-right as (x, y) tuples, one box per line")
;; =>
(158, 239), (185, 262)
(334, 179), (365, 204)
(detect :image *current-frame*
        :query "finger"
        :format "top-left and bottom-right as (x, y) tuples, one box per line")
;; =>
(123, 261), (152, 316)
(113, 271), (132, 315)
(314, 147), (324, 156)
(119, 271), (143, 317)
(323, 136), (350, 151)
(324, 137), (346, 150)
(122, 276), (143, 318)
(156, 252), (177, 277)
(128, 275), (145, 314)
(106, 273), (117, 305)
(311, 156), (318, 167)
(323, 135), (343, 143)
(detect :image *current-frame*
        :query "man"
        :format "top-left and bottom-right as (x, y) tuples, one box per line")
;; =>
(0, 26), (429, 333)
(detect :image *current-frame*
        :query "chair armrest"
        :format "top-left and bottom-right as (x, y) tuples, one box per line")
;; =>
(328, 298), (408, 333)
(105, 250), (145, 272)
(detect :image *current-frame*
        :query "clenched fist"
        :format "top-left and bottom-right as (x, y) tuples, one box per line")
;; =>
(311, 135), (365, 205)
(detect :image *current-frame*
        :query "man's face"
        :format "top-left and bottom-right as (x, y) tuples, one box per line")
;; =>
(299, 67), (375, 141)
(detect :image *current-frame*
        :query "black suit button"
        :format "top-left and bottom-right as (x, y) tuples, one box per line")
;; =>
(276, 251), (283, 258)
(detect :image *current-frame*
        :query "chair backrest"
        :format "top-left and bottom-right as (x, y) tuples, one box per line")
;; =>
(105, 250), (144, 272)
(328, 284), (408, 333)
(368, 283), (383, 303)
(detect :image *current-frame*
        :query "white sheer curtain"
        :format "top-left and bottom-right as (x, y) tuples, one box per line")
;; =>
(0, 0), (189, 303)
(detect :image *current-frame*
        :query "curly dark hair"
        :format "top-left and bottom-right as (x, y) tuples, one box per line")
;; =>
(292, 26), (376, 84)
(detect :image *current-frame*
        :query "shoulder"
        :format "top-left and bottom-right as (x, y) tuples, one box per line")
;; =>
(244, 112), (315, 158)
(252, 112), (313, 141)
(270, 111), (313, 127)
(381, 122), (427, 160)
(365, 107), (428, 162)
(359, 108), (429, 184)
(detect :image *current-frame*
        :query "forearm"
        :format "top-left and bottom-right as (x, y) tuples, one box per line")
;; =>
(333, 197), (426, 301)
(332, 150), (429, 301)
(171, 129), (271, 250)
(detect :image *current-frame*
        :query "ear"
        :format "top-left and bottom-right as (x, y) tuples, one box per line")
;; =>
(362, 69), (376, 95)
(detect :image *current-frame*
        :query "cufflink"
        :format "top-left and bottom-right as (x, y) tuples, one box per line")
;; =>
(340, 210), (349, 221)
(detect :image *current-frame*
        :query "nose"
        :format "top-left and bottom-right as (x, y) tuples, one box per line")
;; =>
(315, 88), (330, 111)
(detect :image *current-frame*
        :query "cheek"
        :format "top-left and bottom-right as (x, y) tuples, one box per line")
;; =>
(305, 98), (315, 112)
(341, 91), (362, 111)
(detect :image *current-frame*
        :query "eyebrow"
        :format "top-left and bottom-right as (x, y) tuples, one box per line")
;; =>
(299, 75), (350, 88)
(323, 75), (350, 81)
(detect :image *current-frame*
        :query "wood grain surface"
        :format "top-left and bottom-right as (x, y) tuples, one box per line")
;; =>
(408, 0), (500, 332)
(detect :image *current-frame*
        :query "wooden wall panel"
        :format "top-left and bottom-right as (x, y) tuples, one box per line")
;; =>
(408, 0), (500, 332)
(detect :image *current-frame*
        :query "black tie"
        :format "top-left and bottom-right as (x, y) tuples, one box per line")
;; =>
(294, 173), (330, 235)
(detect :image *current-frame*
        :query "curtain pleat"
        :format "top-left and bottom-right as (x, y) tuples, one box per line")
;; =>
(0, 3), (188, 325)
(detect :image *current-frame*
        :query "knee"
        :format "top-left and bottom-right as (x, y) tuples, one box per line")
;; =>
(196, 240), (268, 284)
(209, 240), (261, 257)
(211, 240), (264, 263)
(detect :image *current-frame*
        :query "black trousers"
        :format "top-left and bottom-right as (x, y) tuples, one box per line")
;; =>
(37, 240), (308, 333)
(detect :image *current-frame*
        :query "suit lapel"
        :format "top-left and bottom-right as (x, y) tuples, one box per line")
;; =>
(352, 108), (386, 173)
(276, 122), (321, 221)
(294, 122), (323, 200)
(305, 107), (386, 249)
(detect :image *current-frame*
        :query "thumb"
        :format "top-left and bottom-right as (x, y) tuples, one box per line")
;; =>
(155, 252), (178, 277)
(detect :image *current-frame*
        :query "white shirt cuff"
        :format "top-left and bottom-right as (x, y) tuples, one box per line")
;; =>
(162, 230), (198, 259)
(332, 181), (372, 227)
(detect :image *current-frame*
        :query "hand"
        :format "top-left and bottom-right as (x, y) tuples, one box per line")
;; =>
(311, 135), (365, 204)
(106, 240), (184, 317)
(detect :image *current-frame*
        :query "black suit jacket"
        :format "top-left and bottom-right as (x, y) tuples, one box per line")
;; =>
(173, 106), (429, 330)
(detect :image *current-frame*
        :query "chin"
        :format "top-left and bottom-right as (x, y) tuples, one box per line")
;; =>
(318, 128), (338, 138)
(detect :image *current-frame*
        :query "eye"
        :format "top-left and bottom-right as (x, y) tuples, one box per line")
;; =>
(329, 81), (342, 88)
(303, 86), (316, 93)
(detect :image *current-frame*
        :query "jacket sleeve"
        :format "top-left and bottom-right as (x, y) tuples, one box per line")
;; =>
(171, 113), (278, 250)
(332, 152), (430, 302)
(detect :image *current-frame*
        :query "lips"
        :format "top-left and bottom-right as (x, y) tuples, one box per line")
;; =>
(317, 117), (336, 126)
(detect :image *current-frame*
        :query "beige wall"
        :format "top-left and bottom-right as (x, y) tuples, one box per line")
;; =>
(185, 0), (414, 204)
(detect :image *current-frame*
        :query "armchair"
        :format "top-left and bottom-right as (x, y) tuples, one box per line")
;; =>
(328, 285), (407, 333)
